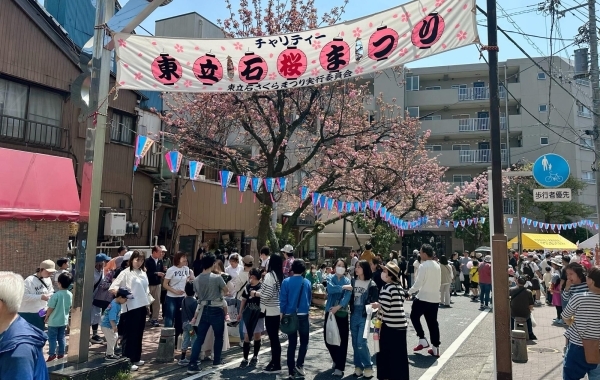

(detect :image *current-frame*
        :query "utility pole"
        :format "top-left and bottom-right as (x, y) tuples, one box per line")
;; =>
(486, 0), (512, 377)
(517, 183), (522, 254)
(589, 0), (600, 223)
(69, 0), (114, 363)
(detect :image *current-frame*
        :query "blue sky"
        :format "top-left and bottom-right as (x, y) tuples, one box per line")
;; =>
(120, 0), (590, 68)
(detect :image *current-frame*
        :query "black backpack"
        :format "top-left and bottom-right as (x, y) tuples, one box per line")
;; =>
(523, 262), (535, 278)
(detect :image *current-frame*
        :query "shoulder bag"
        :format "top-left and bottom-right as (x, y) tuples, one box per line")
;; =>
(281, 281), (304, 334)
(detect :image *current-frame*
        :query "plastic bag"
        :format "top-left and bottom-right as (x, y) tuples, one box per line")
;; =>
(531, 314), (537, 327)
(459, 272), (465, 282)
(326, 313), (341, 346)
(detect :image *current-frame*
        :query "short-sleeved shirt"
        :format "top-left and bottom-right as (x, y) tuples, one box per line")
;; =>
(47, 290), (72, 327)
(100, 299), (122, 328)
(164, 266), (191, 298)
(510, 286), (534, 318)
(459, 257), (471, 274)
(353, 279), (369, 306)
(242, 282), (262, 307)
(193, 273), (226, 303)
(469, 267), (480, 283)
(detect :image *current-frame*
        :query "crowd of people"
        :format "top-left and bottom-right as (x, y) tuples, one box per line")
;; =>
(0, 242), (599, 380)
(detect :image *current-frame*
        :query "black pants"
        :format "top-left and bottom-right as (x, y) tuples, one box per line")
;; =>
(410, 298), (441, 347)
(377, 324), (408, 380)
(265, 315), (281, 367)
(121, 307), (146, 363)
(324, 312), (349, 372)
(555, 305), (563, 319)
(463, 276), (471, 294)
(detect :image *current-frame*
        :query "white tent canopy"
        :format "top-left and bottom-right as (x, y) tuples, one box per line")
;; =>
(579, 234), (599, 249)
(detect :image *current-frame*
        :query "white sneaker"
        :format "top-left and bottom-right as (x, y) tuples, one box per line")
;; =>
(134, 360), (145, 366)
(333, 369), (344, 377)
(131, 365), (139, 371)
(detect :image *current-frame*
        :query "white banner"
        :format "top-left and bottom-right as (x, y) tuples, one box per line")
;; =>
(114, 0), (478, 93)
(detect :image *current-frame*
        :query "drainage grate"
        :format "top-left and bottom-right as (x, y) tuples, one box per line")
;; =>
(528, 347), (560, 353)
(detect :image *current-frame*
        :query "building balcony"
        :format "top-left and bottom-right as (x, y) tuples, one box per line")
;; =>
(0, 114), (69, 150)
(406, 86), (507, 109)
(458, 116), (506, 132)
(430, 149), (507, 167)
(422, 117), (506, 136)
(458, 86), (506, 101)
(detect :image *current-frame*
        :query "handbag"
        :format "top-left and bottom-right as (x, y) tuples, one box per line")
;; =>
(281, 282), (304, 334)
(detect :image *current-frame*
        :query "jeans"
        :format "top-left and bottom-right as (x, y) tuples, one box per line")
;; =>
(287, 314), (309, 375)
(47, 325), (66, 355)
(410, 298), (440, 347)
(350, 312), (372, 370)
(163, 296), (183, 330)
(181, 325), (197, 352)
(480, 283), (492, 306)
(189, 307), (225, 366)
(510, 317), (534, 339)
(440, 284), (451, 306)
(563, 342), (600, 380)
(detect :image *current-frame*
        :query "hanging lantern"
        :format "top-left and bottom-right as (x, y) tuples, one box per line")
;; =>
(238, 52), (268, 84)
(151, 53), (182, 85)
(319, 37), (350, 73)
(193, 54), (224, 86)
(277, 46), (308, 80)
(164, 150), (182, 173)
(368, 26), (399, 61)
(411, 12), (446, 49)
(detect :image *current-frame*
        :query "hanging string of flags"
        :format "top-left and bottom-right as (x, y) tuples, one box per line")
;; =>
(511, 217), (599, 232)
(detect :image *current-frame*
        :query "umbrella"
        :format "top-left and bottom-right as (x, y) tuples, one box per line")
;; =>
(474, 246), (491, 253)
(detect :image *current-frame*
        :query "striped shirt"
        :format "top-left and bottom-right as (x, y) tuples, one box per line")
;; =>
(562, 291), (600, 346)
(561, 282), (588, 304)
(259, 272), (280, 316)
(378, 283), (408, 329)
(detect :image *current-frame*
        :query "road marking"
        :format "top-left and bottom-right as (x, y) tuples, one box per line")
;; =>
(417, 310), (489, 380)
(181, 328), (325, 380)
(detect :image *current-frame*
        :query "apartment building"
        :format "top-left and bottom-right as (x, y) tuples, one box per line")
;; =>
(373, 57), (596, 251)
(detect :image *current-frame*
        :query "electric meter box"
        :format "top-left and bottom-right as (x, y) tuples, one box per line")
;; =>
(104, 213), (127, 237)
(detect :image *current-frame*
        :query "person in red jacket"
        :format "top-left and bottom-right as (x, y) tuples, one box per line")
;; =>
(478, 255), (492, 311)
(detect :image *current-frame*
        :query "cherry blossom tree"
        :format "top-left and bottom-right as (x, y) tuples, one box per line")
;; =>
(161, 0), (452, 250)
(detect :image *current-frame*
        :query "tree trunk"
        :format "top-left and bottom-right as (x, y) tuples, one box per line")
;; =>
(257, 204), (274, 252)
(350, 220), (364, 251)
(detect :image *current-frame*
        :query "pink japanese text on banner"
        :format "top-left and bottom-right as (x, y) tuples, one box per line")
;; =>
(188, 160), (204, 192)
(113, 0), (478, 94)
(219, 170), (234, 204)
(238, 175), (250, 203)
(165, 150), (182, 174)
(250, 177), (262, 203)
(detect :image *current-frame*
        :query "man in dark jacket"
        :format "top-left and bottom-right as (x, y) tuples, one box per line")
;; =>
(370, 258), (385, 291)
(145, 245), (165, 327)
(0, 272), (49, 379)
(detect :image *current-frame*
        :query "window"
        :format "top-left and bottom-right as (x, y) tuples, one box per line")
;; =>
(540, 137), (549, 145)
(580, 137), (594, 149)
(453, 175), (472, 184)
(582, 171), (595, 183)
(422, 115), (441, 120)
(406, 106), (419, 118)
(425, 86), (441, 90)
(406, 75), (419, 91)
(425, 145), (442, 151)
(503, 199), (516, 214)
(578, 104), (592, 118)
(111, 112), (135, 144)
(539, 104), (547, 112)
(451, 84), (467, 89)
(0, 78), (63, 147)
(537, 72), (546, 80)
(452, 144), (471, 151)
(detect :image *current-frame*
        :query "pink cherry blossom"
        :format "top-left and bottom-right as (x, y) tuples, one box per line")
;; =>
(312, 41), (322, 50)
(435, 0), (445, 7)
(174, 44), (184, 53)
(422, 7), (428, 12)
(118, 39), (127, 48)
(134, 72), (143, 80)
(268, 72), (277, 80)
(233, 42), (243, 50)
(457, 31), (467, 41)
(311, 68), (319, 76)
(353, 27), (362, 38)
(399, 47), (408, 57)
(401, 12), (410, 22)
(354, 66), (364, 74)
(184, 80), (193, 88)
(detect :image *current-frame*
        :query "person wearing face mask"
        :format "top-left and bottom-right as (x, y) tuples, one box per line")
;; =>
(19, 260), (56, 331)
(324, 259), (353, 377)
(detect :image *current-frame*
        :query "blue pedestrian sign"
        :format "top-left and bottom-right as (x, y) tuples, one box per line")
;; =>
(532, 154), (570, 188)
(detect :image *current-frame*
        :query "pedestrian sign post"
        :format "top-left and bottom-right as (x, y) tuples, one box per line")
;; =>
(532, 154), (570, 188)
(533, 188), (572, 202)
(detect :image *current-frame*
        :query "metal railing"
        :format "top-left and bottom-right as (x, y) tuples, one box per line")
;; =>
(458, 86), (506, 101)
(0, 114), (69, 149)
(458, 117), (506, 132)
(578, 110), (592, 118)
(138, 144), (161, 170)
(458, 149), (507, 163)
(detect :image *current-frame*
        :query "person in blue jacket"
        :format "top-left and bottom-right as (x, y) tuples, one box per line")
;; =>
(0, 272), (49, 380)
(280, 259), (312, 380)
(324, 259), (353, 377)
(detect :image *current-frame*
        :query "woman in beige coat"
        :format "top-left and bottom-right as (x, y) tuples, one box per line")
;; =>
(439, 255), (454, 307)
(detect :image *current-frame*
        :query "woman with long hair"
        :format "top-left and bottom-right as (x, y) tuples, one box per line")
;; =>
(370, 262), (409, 380)
(163, 252), (194, 345)
(349, 260), (379, 378)
(324, 259), (352, 377)
(109, 250), (151, 371)
(439, 255), (453, 308)
(258, 253), (284, 373)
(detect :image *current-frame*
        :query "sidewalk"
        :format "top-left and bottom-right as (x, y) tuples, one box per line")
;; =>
(478, 302), (567, 379)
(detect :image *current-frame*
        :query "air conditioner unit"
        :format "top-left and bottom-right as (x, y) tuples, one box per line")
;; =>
(104, 212), (127, 237)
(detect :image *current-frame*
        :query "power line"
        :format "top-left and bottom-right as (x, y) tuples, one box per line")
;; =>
(476, 24), (574, 41)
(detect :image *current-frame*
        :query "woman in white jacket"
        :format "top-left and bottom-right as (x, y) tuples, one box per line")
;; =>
(109, 250), (151, 371)
(19, 260), (56, 331)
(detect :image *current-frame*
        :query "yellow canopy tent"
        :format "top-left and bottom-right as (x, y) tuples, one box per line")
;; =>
(506, 233), (577, 250)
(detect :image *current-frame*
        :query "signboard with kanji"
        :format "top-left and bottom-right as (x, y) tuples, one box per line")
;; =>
(533, 188), (572, 202)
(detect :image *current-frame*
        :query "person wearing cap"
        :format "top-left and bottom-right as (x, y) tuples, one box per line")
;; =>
(478, 255), (492, 311)
(146, 245), (166, 328)
(105, 246), (127, 275)
(101, 287), (133, 361)
(0, 272), (50, 380)
(281, 245), (295, 277)
(90, 253), (111, 345)
(19, 260), (56, 330)
(370, 261), (409, 380)
(409, 244), (442, 357)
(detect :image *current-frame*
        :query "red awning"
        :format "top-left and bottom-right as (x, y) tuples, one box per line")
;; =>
(0, 147), (80, 221)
